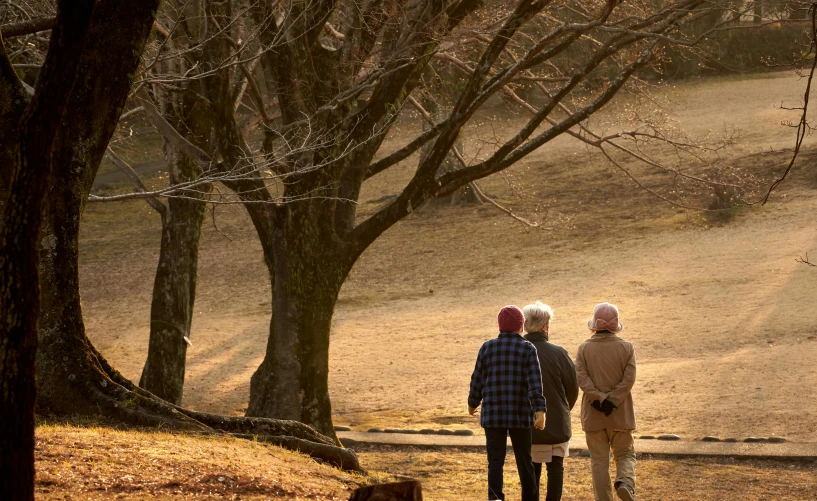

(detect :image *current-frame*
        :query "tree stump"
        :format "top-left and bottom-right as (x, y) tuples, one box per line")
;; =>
(349, 480), (423, 501)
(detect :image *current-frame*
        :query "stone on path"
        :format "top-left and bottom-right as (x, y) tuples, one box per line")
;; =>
(419, 429), (436, 435)
(437, 429), (454, 435)
(658, 434), (681, 441)
(349, 480), (423, 501)
(334, 426), (352, 432)
(744, 437), (767, 443)
(454, 429), (475, 436)
(701, 436), (721, 442)
(384, 429), (403, 434)
(723, 438), (738, 443)
(767, 437), (787, 443)
(368, 428), (383, 433)
(639, 435), (655, 440)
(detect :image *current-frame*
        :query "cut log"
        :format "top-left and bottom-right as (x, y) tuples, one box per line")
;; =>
(349, 481), (423, 501)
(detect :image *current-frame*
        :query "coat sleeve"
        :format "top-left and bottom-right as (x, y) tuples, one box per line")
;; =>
(608, 345), (637, 407)
(575, 343), (608, 402)
(468, 345), (485, 408)
(561, 349), (579, 410)
(526, 345), (547, 412)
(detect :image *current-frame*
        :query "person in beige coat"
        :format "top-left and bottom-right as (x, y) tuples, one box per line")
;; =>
(575, 302), (637, 501)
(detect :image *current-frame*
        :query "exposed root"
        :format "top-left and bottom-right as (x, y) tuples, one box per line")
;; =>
(38, 339), (360, 471)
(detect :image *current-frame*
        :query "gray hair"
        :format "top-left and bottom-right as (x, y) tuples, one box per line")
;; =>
(523, 301), (554, 333)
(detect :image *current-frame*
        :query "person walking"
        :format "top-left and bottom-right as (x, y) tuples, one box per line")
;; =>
(575, 302), (637, 501)
(523, 301), (578, 501)
(468, 305), (547, 501)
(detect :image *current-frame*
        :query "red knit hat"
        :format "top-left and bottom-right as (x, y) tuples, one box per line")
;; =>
(497, 305), (525, 333)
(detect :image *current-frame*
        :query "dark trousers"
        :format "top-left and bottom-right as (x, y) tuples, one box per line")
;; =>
(534, 455), (565, 501)
(485, 427), (539, 501)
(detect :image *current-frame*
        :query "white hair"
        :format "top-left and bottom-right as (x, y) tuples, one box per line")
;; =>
(523, 301), (554, 333)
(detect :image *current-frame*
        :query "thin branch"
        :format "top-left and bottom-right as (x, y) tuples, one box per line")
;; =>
(406, 95), (542, 229)
(104, 148), (168, 220)
(796, 252), (817, 267)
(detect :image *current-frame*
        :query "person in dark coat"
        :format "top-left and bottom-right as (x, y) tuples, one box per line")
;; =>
(468, 305), (547, 501)
(523, 301), (579, 501)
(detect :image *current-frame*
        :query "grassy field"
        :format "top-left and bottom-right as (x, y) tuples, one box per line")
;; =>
(33, 424), (817, 500)
(356, 445), (817, 501)
(79, 71), (817, 445)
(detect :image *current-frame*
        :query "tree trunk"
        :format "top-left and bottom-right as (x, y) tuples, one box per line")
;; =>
(139, 86), (212, 405)
(753, 0), (763, 25)
(138, 193), (207, 404)
(0, 1), (95, 497)
(246, 203), (350, 442)
(349, 481), (424, 501)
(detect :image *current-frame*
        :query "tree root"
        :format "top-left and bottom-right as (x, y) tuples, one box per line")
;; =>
(37, 337), (360, 471)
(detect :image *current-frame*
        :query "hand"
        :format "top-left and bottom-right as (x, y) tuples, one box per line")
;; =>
(600, 399), (617, 417)
(591, 399), (603, 413)
(534, 411), (545, 430)
(468, 405), (478, 416)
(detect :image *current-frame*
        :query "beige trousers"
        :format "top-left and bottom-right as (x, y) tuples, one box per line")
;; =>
(585, 429), (636, 501)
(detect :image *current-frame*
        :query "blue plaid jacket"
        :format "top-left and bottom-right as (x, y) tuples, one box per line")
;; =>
(468, 332), (547, 429)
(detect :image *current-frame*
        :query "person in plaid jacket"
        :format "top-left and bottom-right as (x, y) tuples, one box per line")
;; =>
(469, 305), (547, 501)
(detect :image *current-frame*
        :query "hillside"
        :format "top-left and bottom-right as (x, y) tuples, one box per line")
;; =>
(79, 71), (817, 442)
(35, 422), (373, 500)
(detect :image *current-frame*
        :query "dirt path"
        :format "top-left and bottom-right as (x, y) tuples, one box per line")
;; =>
(78, 72), (817, 442)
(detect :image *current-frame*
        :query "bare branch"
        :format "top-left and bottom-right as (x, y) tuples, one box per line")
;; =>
(0, 16), (56, 38)
(104, 148), (168, 220)
(755, 3), (817, 205)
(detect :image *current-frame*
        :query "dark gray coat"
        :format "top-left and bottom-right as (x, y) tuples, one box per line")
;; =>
(524, 331), (579, 444)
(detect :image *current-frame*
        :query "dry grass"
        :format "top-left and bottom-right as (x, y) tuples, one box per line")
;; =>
(33, 424), (817, 500)
(78, 72), (817, 441)
(34, 423), (376, 500)
(355, 446), (817, 501)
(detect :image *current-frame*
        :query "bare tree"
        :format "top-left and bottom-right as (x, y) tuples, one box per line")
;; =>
(93, 0), (745, 439)
(0, 0), (359, 471)
(3, 0), (749, 452)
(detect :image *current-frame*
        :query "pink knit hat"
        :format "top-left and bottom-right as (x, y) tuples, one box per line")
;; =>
(587, 302), (623, 332)
(498, 305), (525, 333)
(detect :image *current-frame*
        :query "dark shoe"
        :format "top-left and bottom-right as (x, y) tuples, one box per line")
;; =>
(615, 481), (635, 501)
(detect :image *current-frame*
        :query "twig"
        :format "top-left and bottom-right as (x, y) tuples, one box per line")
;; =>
(796, 252), (817, 267)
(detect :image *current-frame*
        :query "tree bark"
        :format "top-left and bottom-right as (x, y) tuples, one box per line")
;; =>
(139, 82), (212, 405)
(246, 210), (351, 441)
(0, 1), (95, 498)
(36, 0), (161, 417)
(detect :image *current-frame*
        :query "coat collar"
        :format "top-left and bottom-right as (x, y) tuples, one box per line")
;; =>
(498, 331), (523, 339)
(590, 331), (618, 341)
(524, 331), (549, 342)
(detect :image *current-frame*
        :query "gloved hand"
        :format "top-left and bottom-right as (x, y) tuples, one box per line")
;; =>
(591, 400), (603, 413)
(468, 405), (479, 416)
(534, 411), (545, 430)
(600, 399), (617, 417)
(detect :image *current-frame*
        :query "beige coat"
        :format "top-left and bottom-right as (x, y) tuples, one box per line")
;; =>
(575, 332), (637, 432)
